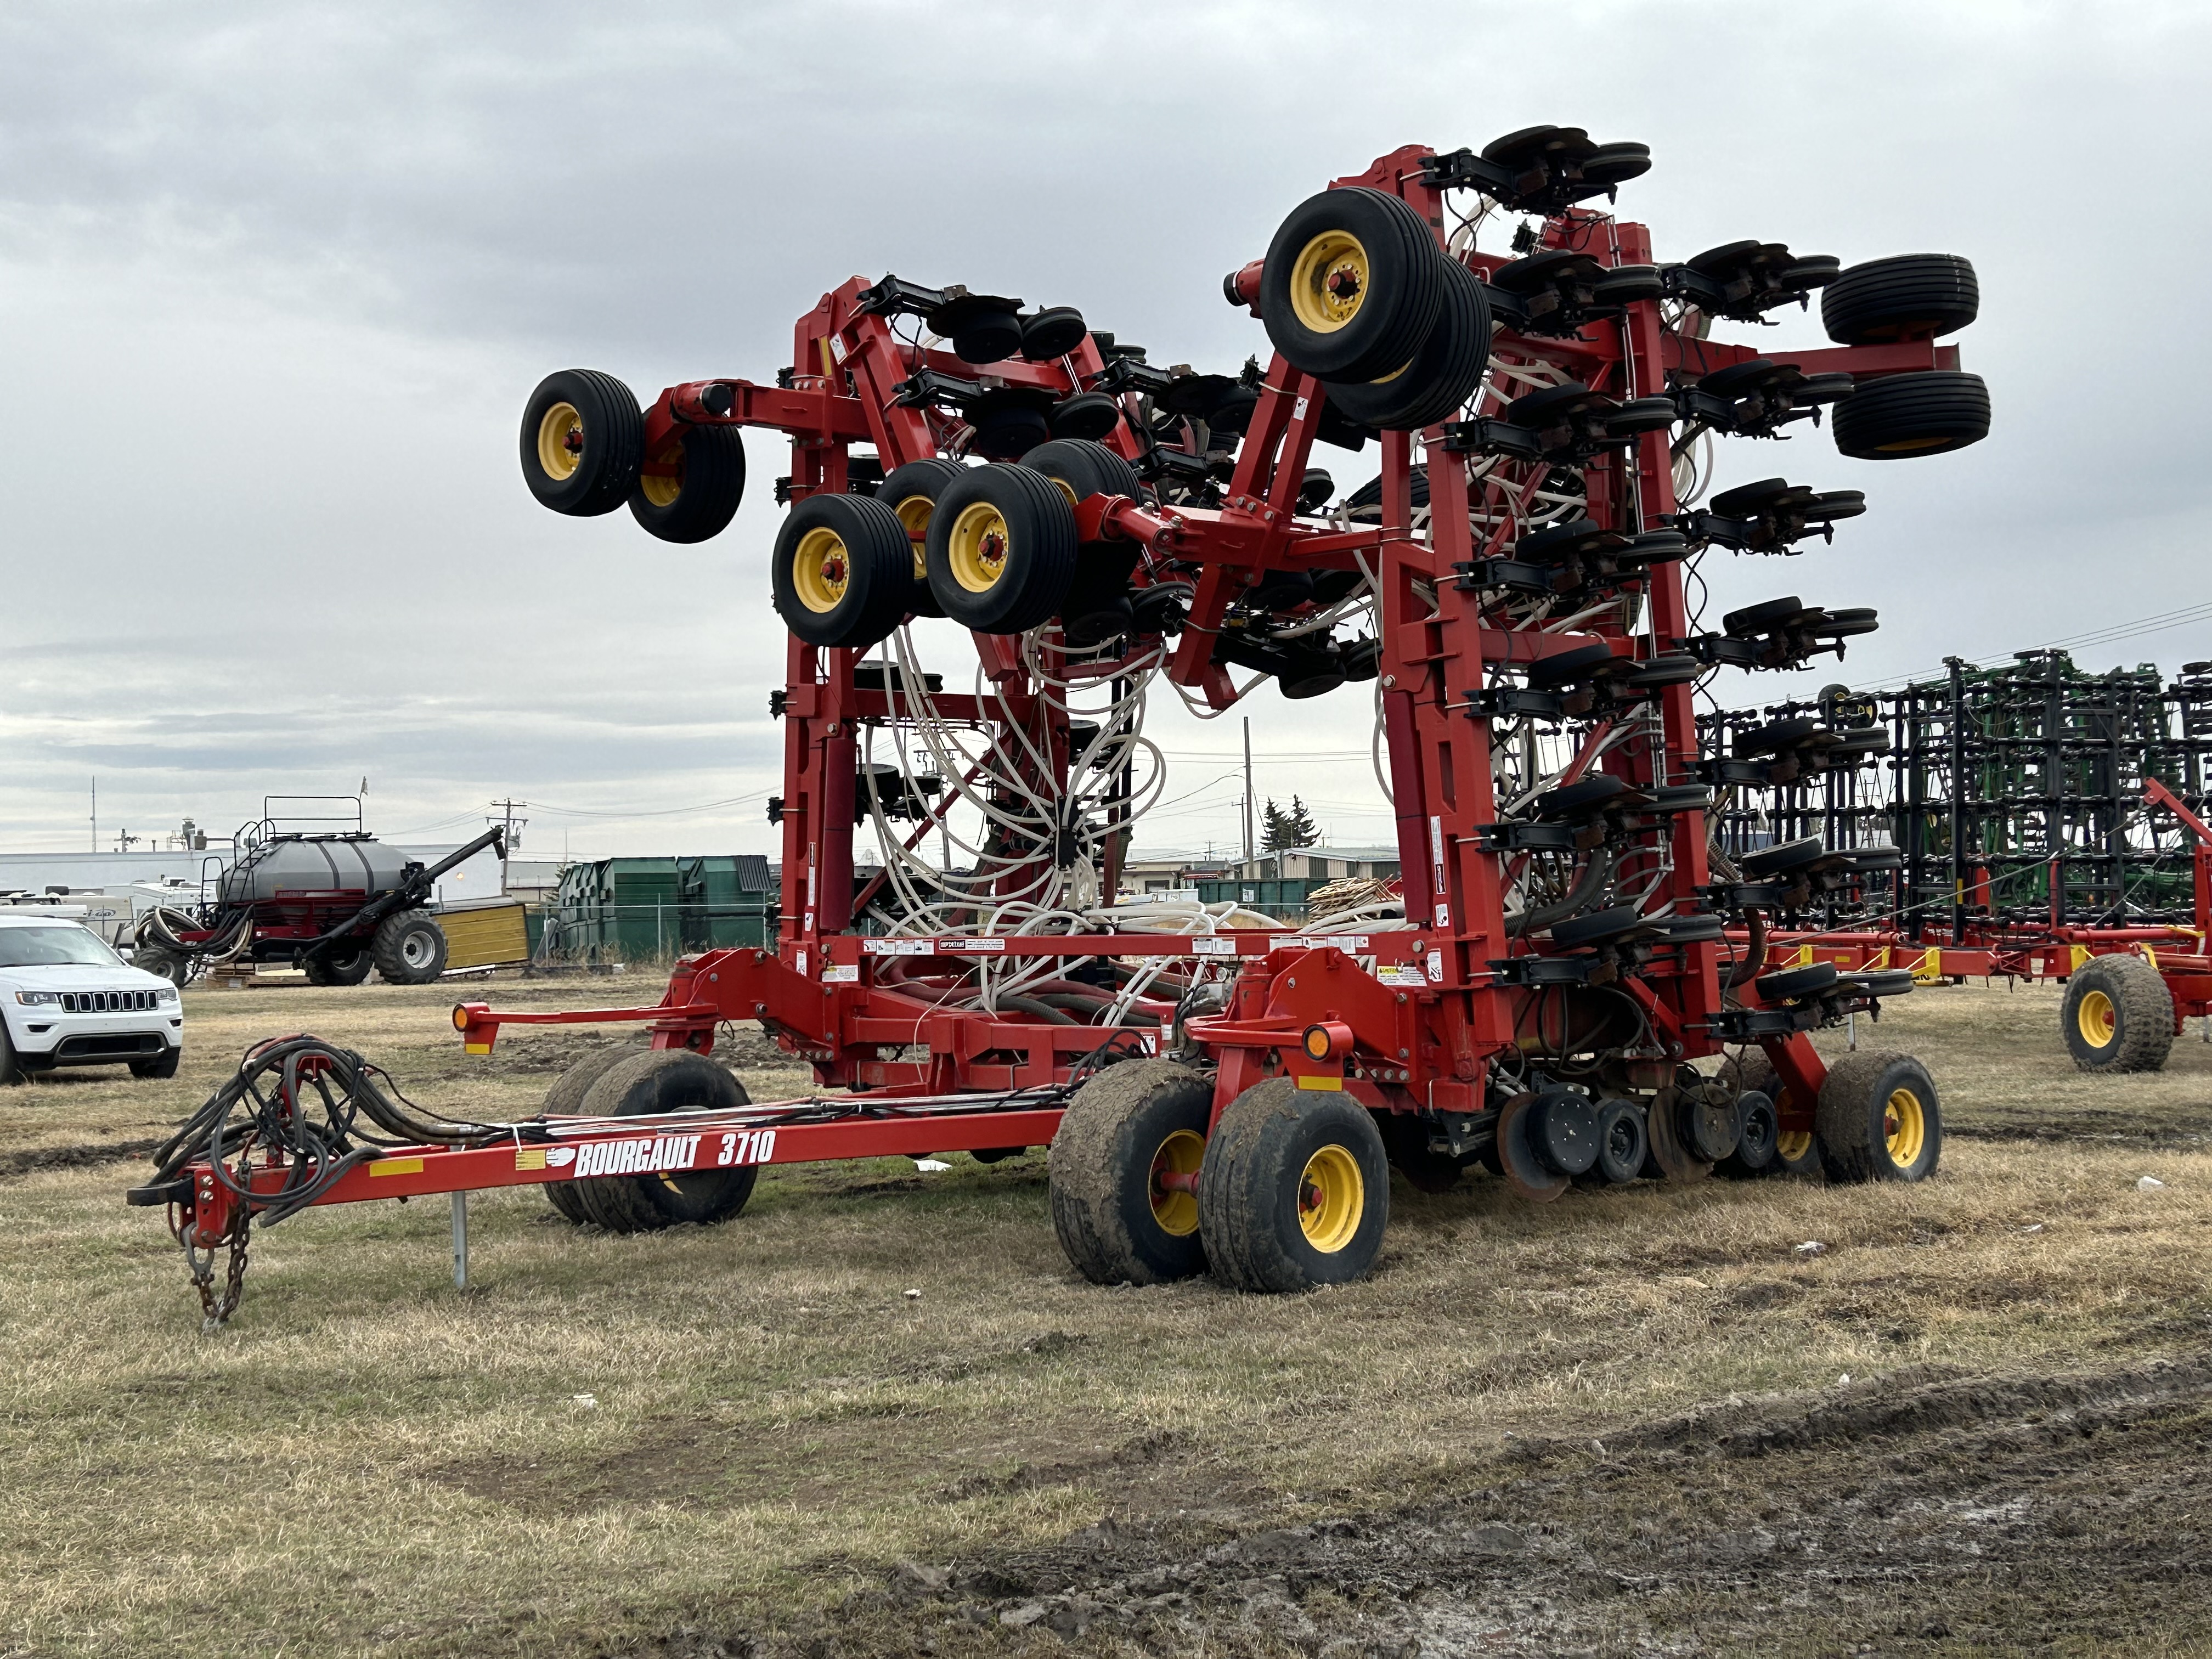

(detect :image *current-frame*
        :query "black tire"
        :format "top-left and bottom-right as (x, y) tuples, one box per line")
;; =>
(1018, 438), (1144, 507)
(521, 369), (644, 516)
(1377, 1110), (1465, 1194)
(133, 948), (191, 990)
(629, 422), (746, 543)
(2061, 953), (2174, 1074)
(372, 911), (448, 985)
(771, 492), (915, 650)
(568, 1051), (758, 1232)
(129, 1046), (181, 1080)
(1832, 370), (1990, 460)
(1322, 254), (1492, 432)
(1722, 1052), (1823, 1178)
(1821, 253), (1979, 346)
(0, 1019), (23, 1086)
(303, 948), (373, 988)
(876, 458), (969, 615)
(1047, 1059), (1214, 1285)
(1716, 1090), (1778, 1179)
(1816, 1051), (1941, 1183)
(1198, 1079), (1389, 1293)
(1260, 188), (1447, 382)
(540, 1045), (641, 1222)
(925, 463), (1079, 634)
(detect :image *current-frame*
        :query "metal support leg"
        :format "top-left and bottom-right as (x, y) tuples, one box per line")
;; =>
(452, 1189), (469, 1290)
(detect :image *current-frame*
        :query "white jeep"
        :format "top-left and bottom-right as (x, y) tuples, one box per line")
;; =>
(0, 913), (184, 1084)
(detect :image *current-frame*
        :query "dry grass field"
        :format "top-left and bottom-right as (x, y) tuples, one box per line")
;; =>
(4, 972), (2211, 1657)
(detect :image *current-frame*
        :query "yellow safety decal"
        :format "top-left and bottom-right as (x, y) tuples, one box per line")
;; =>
(1295, 1074), (1344, 1091)
(370, 1157), (425, 1178)
(514, 1148), (548, 1171)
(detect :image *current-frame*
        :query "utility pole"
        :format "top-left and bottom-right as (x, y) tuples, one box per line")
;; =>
(91, 778), (97, 853)
(489, 799), (528, 854)
(1242, 718), (1255, 872)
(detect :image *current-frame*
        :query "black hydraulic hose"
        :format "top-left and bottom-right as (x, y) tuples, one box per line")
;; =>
(1725, 907), (1769, 988)
(1505, 849), (1616, 938)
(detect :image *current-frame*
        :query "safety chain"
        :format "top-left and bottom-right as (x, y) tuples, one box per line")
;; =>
(184, 1212), (251, 1332)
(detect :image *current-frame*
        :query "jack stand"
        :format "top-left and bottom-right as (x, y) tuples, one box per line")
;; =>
(452, 1190), (469, 1290)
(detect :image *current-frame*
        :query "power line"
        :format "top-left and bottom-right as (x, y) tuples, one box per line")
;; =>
(1859, 602), (2212, 692)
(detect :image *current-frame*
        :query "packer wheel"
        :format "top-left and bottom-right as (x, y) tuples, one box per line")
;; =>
(1721, 1051), (1824, 1177)
(1047, 1059), (1214, 1285)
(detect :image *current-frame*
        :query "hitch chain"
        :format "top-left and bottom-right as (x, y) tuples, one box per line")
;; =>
(185, 1213), (252, 1331)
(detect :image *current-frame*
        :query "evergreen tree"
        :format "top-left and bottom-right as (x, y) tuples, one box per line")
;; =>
(1260, 796), (1321, 852)
(1284, 795), (1319, 847)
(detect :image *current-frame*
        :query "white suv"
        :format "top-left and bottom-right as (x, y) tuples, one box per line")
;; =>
(0, 914), (183, 1084)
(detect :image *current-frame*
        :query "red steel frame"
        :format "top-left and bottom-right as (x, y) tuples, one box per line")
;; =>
(165, 144), (1967, 1250)
(1743, 780), (2212, 1022)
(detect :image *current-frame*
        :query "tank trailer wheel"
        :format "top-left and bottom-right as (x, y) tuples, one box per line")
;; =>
(1323, 252), (1492, 433)
(539, 1045), (640, 1223)
(1259, 187), (1446, 382)
(1831, 369), (1990, 460)
(1048, 1059), (1214, 1285)
(303, 949), (373, 988)
(568, 1051), (759, 1231)
(373, 911), (448, 985)
(876, 457), (969, 617)
(520, 369), (645, 516)
(1198, 1078), (1390, 1292)
(1816, 1051), (1942, 1183)
(2061, 953), (2175, 1073)
(773, 491), (915, 650)
(630, 422), (746, 544)
(924, 463), (1079, 635)
(132, 947), (192, 990)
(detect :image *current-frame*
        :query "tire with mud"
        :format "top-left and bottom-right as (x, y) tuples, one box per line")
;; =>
(1048, 1059), (1214, 1285)
(539, 1045), (641, 1222)
(1722, 1051), (1824, 1178)
(568, 1051), (758, 1232)
(373, 910), (448, 985)
(2061, 953), (2174, 1074)
(1197, 1078), (1389, 1293)
(1816, 1051), (1941, 1183)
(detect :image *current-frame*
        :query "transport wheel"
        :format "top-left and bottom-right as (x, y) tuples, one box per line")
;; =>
(1198, 1078), (1389, 1291)
(1018, 438), (1144, 508)
(1047, 1058), (1214, 1285)
(925, 462), (1079, 634)
(569, 1051), (758, 1232)
(1722, 1052), (1822, 1178)
(772, 492), (915, 650)
(1815, 1051), (1941, 1183)
(1322, 253), (1492, 432)
(520, 369), (645, 516)
(1259, 187), (1447, 382)
(303, 948), (373, 987)
(133, 948), (191, 990)
(2061, 953), (2175, 1073)
(129, 1046), (181, 1080)
(1716, 1090), (1779, 1179)
(372, 910), (448, 985)
(539, 1045), (639, 1222)
(876, 458), (968, 616)
(1820, 253), (1979, 345)
(1831, 370), (1989, 460)
(629, 422), (746, 543)
(1377, 1110), (1466, 1193)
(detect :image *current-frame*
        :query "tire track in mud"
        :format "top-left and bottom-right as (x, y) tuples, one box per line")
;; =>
(699, 1347), (2212, 1657)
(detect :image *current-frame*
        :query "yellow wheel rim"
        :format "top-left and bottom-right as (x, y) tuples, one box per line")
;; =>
(946, 500), (1012, 593)
(1297, 1143), (1364, 1253)
(893, 495), (934, 580)
(1883, 1087), (1926, 1167)
(1774, 1128), (1813, 1164)
(791, 526), (850, 614)
(536, 402), (584, 480)
(639, 442), (684, 507)
(1148, 1129), (1205, 1237)
(1290, 229), (1370, 334)
(1043, 475), (1080, 509)
(2077, 988), (2117, 1048)
(1875, 435), (1953, 453)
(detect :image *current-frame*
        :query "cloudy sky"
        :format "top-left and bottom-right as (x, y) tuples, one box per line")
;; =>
(2, 2), (2205, 862)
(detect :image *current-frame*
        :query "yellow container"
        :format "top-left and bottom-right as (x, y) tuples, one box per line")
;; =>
(436, 899), (530, 969)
